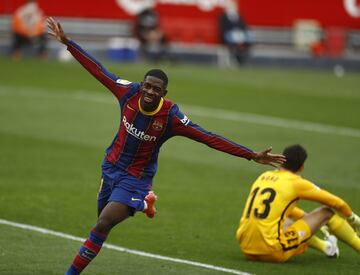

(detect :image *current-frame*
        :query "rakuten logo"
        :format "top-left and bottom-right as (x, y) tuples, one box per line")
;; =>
(123, 116), (157, 142)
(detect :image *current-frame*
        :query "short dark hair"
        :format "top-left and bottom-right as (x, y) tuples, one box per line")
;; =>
(144, 69), (168, 88)
(282, 144), (307, 173)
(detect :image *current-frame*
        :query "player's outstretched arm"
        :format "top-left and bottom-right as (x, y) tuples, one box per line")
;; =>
(252, 147), (286, 167)
(47, 17), (69, 45)
(46, 17), (127, 99)
(169, 105), (286, 164)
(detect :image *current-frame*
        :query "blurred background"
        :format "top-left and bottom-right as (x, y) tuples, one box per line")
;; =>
(1, 0), (360, 70)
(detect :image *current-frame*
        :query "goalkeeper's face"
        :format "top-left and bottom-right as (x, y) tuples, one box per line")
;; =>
(140, 76), (167, 112)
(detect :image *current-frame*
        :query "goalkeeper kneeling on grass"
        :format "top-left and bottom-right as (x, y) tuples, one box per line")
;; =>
(236, 144), (360, 262)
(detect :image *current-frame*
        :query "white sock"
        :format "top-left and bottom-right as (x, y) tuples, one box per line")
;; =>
(325, 235), (339, 257)
(143, 201), (148, 211)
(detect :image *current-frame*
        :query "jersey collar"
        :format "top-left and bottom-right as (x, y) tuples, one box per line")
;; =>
(138, 97), (164, 116)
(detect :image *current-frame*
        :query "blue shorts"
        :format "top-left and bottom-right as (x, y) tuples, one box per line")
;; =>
(97, 174), (152, 215)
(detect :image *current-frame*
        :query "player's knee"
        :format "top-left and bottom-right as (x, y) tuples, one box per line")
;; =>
(94, 218), (114, 234)
(318, 206), (334, 220)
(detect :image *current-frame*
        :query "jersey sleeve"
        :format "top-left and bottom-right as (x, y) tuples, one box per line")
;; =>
(66, 40), (134, 100)
(169, 104), (255, 160)
(295, 178), (352, 217)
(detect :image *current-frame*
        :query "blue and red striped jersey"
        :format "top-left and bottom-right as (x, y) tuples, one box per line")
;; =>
(67, 40), (255, 181)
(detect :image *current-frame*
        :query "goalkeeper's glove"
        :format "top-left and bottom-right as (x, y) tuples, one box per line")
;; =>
(347, 212), (360, 236)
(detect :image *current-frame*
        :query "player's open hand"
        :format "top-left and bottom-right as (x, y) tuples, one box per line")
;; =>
(252, 147), (286, 167)
(46, 17), (69, 44)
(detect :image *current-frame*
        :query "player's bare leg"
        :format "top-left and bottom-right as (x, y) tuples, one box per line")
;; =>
(66, 202), (132, 274)
(288, 207), (338, 257)
(300, 207), (360, 255)
(302, 206), (334, 234)
(94, 201), (132, 234)
(284, 213), (339, 257)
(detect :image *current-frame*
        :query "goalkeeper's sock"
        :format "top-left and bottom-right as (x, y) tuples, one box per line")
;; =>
(66, 229), (107, 274)
(327, 214), (360, 253)
(308, 235), (328, 254)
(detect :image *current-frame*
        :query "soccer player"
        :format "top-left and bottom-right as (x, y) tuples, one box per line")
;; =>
(47, 17), (286, 274)
(236, 144), (360, 262)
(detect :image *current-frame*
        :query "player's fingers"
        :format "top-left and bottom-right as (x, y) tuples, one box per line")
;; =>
(275, 157), (286, 164)
(267, 153), (283, 159)
(47, 31), (55, 37)
(47, 17), (56, 28)
(46, 20), (54, 30)
(48, 22), (57, 33)
(57, 22), (63, 32)
(270, 154), (286, 162)
(268, 152), (285, 158)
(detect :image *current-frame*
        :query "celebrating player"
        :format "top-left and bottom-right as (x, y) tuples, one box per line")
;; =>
(236, 144), (360, 262)
(47, 17), (286, 274)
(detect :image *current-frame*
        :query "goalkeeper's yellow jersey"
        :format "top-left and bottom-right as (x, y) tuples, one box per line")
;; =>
(236, 169), (352, 254)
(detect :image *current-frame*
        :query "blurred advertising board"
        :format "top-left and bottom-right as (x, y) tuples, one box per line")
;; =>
(1, 0), (359, 28)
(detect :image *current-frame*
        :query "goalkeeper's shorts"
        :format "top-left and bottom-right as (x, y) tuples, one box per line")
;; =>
(243, 219), (311, 262)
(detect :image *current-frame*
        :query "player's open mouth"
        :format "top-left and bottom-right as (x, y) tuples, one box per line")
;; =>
(143, 95), (154, 103)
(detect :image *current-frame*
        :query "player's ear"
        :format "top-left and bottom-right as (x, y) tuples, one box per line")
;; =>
(163, 89), (168, 97)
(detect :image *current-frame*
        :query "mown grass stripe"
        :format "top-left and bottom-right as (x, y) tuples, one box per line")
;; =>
(1, 85), (359, 138)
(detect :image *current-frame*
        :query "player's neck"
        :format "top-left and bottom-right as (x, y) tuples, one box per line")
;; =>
(139, 98), (164, 115)
(279, 167), (300, 174)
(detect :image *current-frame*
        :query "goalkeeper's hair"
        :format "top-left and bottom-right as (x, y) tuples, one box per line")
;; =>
(282, 144), (307, 173)
(144, 69), (168, 88)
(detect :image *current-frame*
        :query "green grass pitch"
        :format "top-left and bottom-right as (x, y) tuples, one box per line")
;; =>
(0, 56), (359, 274)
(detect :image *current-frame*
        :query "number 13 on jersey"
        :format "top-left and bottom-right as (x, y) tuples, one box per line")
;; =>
(245, 187), (277, 219)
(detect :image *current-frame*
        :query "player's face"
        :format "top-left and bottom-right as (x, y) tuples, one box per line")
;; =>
(140, 76), (166, 111)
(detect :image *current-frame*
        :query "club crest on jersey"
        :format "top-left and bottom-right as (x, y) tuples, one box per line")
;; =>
(152, 120), (164, 131)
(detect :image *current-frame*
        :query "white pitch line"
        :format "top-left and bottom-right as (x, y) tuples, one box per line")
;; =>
(0, 219), (252, 275)
(1, 86), (359, 138)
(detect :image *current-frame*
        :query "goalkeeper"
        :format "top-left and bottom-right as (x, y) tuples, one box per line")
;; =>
(236, 144), (360, 262)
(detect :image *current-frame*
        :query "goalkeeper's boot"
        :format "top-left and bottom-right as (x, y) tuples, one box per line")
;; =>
(325, 235), (340, 258)
(321, 225), (339, 257)
(144, 191), (157, 218)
